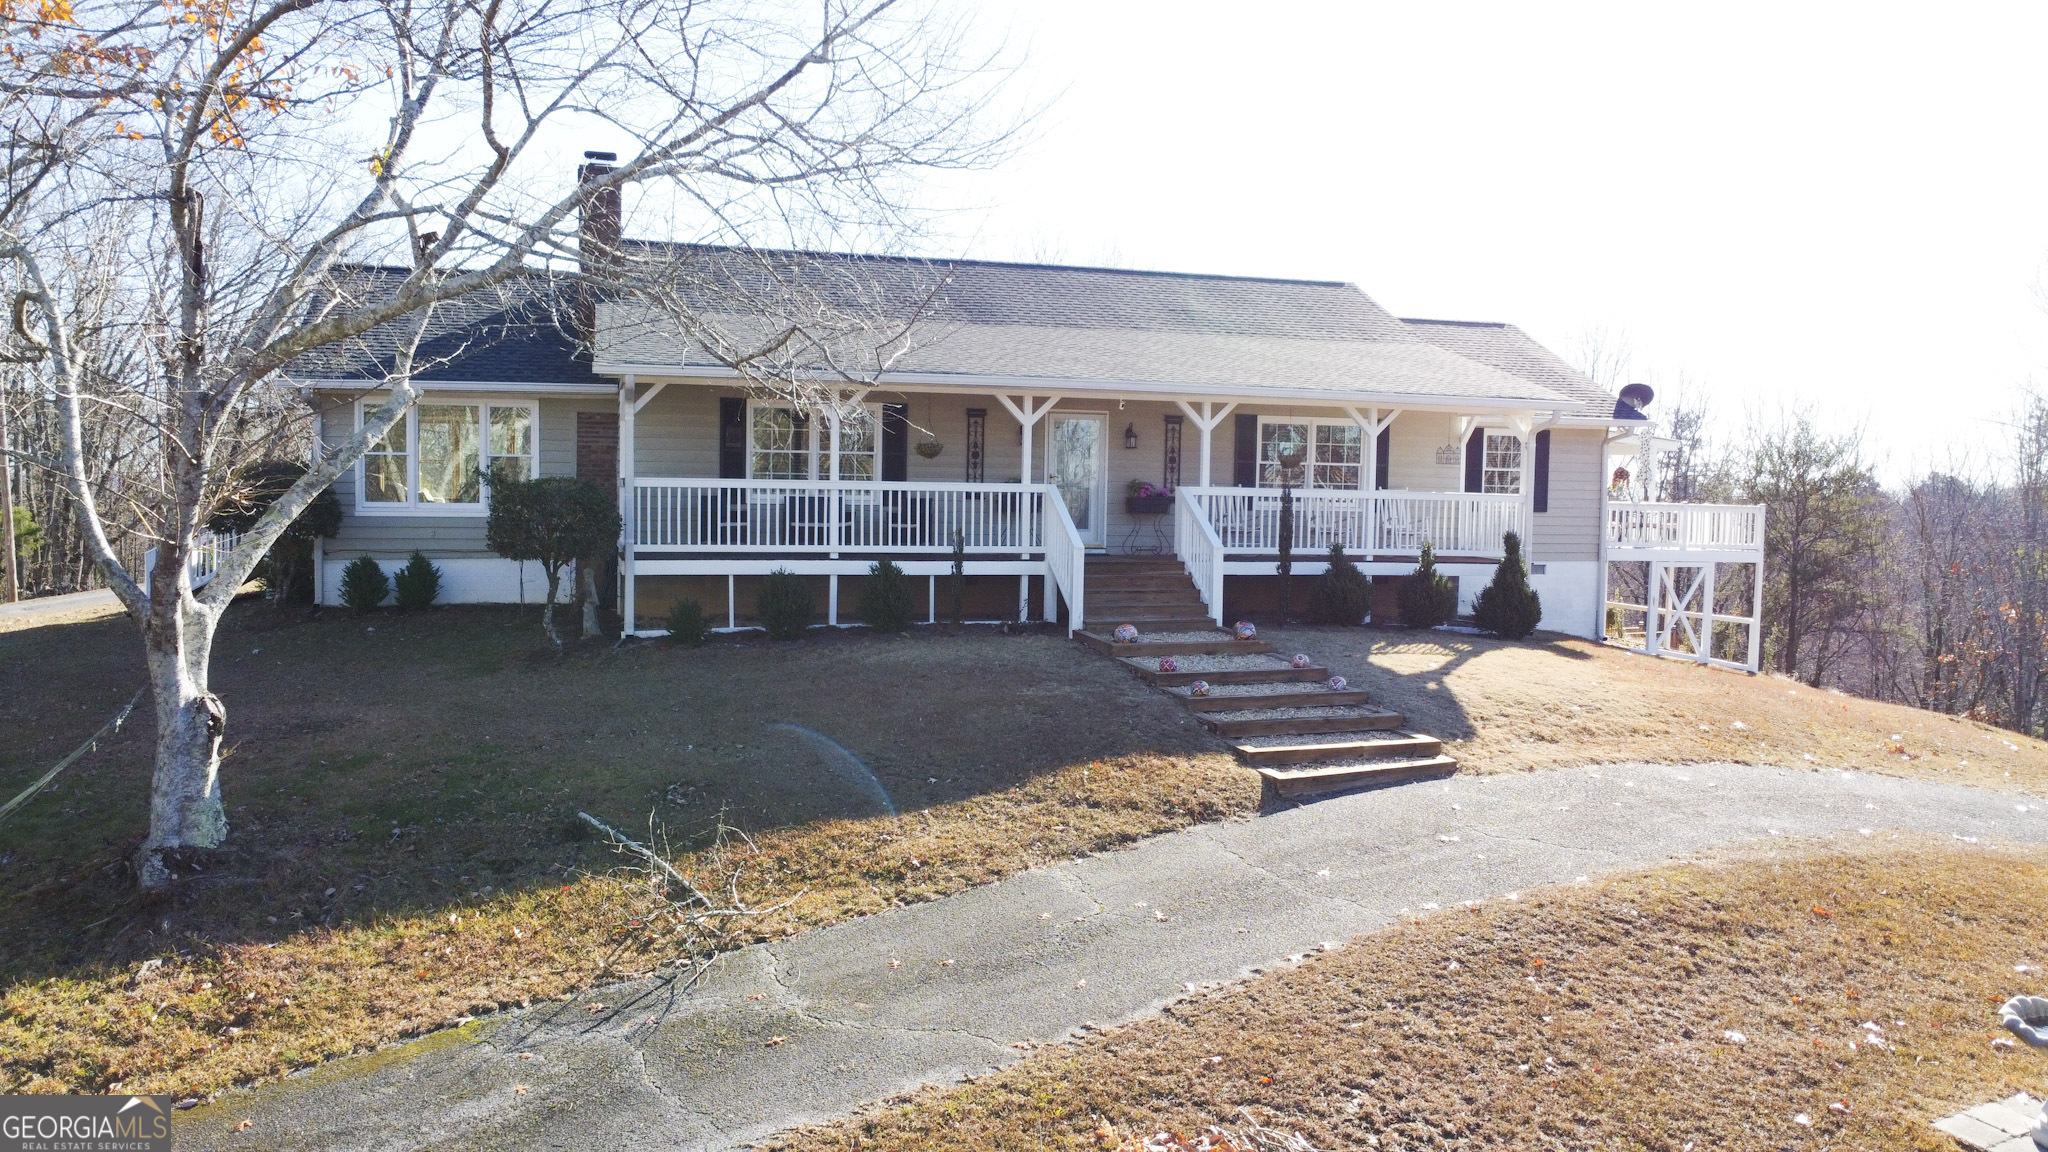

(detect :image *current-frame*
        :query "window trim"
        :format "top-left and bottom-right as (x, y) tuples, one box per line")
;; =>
(1254, 416), (1366, 491)
(1480, 430), (1524, 495)
(353, 398), (538, 516)
(744, 400), (882, 481)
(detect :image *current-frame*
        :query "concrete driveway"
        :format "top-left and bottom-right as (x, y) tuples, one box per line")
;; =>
(178, 761), (2048, 1151)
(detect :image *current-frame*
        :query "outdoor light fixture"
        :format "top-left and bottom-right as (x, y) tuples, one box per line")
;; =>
(1124, 423), (1138, 449)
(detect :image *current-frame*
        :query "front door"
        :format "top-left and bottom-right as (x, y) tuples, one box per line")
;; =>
(1047, 413), (1106, 547)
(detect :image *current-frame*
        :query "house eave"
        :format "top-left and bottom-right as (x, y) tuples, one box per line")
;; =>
(291, 376), (617, 396)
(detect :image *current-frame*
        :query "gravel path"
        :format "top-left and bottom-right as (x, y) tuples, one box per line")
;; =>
(179, 762), (2048, 1151)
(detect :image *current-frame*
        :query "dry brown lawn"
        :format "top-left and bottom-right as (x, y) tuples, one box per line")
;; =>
(1265, 624), (2048, 791)
(0, 602), (1248, 1097)
(5, 606), (2048, 1103)
(788, 839), (2048, 1151)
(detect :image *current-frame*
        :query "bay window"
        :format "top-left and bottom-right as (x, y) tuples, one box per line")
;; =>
(1258, 418), (1364, 489)
(357, 400), (535, 511)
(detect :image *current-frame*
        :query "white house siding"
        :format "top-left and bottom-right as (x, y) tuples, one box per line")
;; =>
(313, 391), (617, 604)
(1531, 428), (1602, 563)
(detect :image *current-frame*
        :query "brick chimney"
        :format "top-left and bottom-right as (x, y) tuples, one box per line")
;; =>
(575, 151), (620, 336)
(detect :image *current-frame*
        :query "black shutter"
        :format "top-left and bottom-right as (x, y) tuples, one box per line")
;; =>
(1533, 429), (1551, 513)
(881, 402), (909, 481)
(718, 397), (745, 479)
(1464, 428), (1484, 493)
(1375, 426), (1391, 490)
(1233, 413), (1258, 487)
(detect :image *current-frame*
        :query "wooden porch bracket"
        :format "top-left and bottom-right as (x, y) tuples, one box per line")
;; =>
(1171, 399), (1238, 487)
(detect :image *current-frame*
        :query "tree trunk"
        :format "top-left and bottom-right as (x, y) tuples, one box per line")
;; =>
(134, 585), (229, 888)
(542, 566), (563, 653)
(580, 562), (601, 639)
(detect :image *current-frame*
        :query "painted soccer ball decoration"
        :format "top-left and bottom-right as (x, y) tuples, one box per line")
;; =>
(1291, 653), (1312, 669)
(1189, 680), (1211, 697)
(1328, 675), (1348, 691)
(1158, 657), (1179, 673)
(1112, 623), (1140, 644)
(1234, 620), (1257, 640)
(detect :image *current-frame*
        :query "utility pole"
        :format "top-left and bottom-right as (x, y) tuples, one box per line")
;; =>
(0, 392), (16, 602)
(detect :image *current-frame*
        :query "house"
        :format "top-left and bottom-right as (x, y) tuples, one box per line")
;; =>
(289, 209), (1764, 670)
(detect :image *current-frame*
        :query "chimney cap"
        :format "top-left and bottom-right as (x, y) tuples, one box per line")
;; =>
(583, 150), (618, 162)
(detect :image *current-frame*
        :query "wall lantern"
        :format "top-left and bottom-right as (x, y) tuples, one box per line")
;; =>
(1124, 423), (1138, 449)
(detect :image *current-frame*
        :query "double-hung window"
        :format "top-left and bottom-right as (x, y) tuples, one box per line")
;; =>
(747, 402), (879, 480)
(357, 400), (535, 511)
(1482, 432), (1523, 494)
(1257, 418), (1363, 489)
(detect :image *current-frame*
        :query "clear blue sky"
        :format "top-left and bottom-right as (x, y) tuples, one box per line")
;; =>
(917, 1), (2048, 477)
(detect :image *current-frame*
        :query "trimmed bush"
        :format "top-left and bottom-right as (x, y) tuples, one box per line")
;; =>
(667, 598), (712, 646)
(485, 476), (621, 652)
(757, 569), (814, 640)
(1473, 530), (1544, 639)
(393, 551), (442, 610)
(1397, 542), (1458, 629)
(339, 555), (389, 613)
(858, 558), (917, 633)
(1308, 543), (1373, 625)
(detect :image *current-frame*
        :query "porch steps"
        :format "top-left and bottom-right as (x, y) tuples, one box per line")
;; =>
(1075, 631), (1274, 657)
(1076, 559), (1458, 803)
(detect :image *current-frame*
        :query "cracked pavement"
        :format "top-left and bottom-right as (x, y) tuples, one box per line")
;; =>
(177, 761), (2048, 1150)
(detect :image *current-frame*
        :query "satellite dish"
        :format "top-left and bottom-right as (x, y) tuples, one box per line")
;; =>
(1619, 382), (1655, 410)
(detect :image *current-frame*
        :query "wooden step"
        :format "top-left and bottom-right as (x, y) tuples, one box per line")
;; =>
(1179, 688), (1374, 712)
(1257, 754), (1459, 800)
(1124, 662), (1331, 687)
(1076, 630), (1274, 657)
(1232, 731), (1443, 766)
(1201, 709), (1406, 738)
(1101, 616), (1219, 632)
(1091, 598), (1210, 613)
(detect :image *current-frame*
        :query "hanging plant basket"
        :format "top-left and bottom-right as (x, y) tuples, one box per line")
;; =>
(915, 441), (944, 460)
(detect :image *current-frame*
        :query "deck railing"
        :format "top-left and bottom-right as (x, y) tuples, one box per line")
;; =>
(1042, 489), (1086, 635)
(1181, 487), (1524, 559)
(635, 478), (1045, 554)
(1607, 501), (1765, 554)
(141, 528), (240, 591)
(1175, 487), (1226, 625)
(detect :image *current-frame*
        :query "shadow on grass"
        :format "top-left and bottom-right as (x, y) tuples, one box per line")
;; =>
(0, 600), (1226, 997)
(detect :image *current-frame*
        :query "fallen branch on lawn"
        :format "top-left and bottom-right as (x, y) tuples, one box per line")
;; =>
(577, 809), (807, 924)
(0, 688), (143, 825)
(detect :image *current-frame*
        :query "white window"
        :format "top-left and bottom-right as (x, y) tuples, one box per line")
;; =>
(747, 402), (880, 480)
(1258, 418), (1363, 489)
(356, 400), (535, 512)
(1482, 431), (1523, 494)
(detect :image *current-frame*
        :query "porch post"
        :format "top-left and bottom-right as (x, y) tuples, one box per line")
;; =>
(825, 403), (842, 559)
(1174, 400), (1238, 488)
(1517, 415), (1536, 565)
(619, 374), (637, 635)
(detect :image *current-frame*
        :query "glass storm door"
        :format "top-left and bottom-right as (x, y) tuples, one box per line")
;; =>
(1047, 414), (1106, 547)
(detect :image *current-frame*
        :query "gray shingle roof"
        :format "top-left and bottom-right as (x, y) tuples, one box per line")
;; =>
(292, 248), (1633, 417)
(287, 268), (605, 387)
(1398, 318), (1640, 420)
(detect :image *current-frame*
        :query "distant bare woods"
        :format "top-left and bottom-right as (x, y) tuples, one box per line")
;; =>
(1645, 392), (2048, 738)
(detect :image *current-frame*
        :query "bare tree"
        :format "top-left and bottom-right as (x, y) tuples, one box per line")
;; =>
(0, 0), (1018, 887)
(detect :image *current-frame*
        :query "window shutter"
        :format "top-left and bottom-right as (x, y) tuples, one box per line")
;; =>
(881, 402), (909, 481)
(1233, 413), (1258, 487)
(1533, 429), (1551, 513)
(1375, 426), (1391, 490)
(718, 397), (745, 479)
(1464, 428), (1484, 493)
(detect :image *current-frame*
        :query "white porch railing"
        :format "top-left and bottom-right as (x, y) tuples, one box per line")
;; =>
(1043, 489), (1086, 636)
(1602, 501), (1767, 672)
(1175, 487), (1226, 626)
(635, 479), (1044, 554)
(1607, 501), (1765, 554)
(141, 529), (240, 591)
(1182, 487), (1524, 559)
